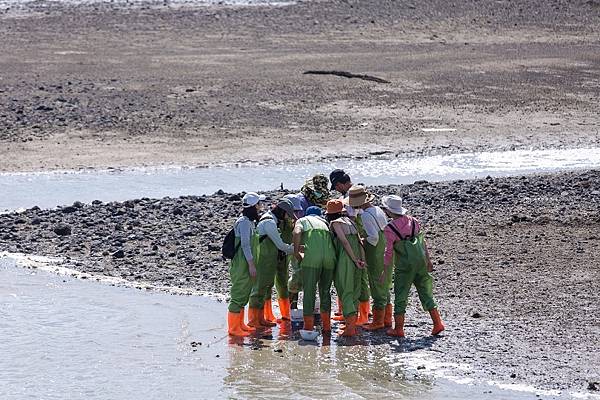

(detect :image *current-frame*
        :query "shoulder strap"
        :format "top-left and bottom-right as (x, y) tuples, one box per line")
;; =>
(387, 221), (404, 240)
(363, 208), (385, 231)
(410, 217), (416, 239)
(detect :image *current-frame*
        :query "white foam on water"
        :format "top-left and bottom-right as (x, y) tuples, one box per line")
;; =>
(0, 251), (228, 301)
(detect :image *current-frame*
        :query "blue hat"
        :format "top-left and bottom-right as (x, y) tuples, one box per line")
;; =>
(305, 206), (323, 217)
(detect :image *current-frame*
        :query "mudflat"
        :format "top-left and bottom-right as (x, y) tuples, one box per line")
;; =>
(2, 169), (599, 392)
(1, 0), (599, 171)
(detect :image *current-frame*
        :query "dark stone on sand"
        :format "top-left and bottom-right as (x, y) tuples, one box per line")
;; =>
(471, 312), (483, 318)
(228, 194), (241, 201)
(61, 206), (78, 214)
(52, 223), (72, 236)
(112, 249), (125, 258)
(414, 180), (429, 185)
(589, 382), (599, 391)
(30, 217), (42, 225)
(173, 207), (184, 216)
(92, 200), (103, 205)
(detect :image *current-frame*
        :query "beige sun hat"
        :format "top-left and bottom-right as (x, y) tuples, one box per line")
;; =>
(381, 195), (407, 216)
(343, 185), (375, 207)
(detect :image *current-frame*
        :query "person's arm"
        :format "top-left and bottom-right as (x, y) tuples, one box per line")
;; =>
(380, 225), (396, 283)
(423, 239), (434, 272)
(238, 219), (257, 278)
(265, 220), (294, 254)
(362, 211), (380, 247)
(293, 222), (304, 262)
(333, 222), (365, 269)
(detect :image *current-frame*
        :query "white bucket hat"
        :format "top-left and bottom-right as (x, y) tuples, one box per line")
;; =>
(242, 192), (266, 208)
(381, 195), (407, 216)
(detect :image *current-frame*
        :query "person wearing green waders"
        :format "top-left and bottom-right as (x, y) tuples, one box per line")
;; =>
(347, 185), (393, 331)
(227, 192), (265, 337)
(380, 195), (445, 337)
(248, 198), (296, 329)
(292, 206), (337, 333)
(328, 199), (366, 337)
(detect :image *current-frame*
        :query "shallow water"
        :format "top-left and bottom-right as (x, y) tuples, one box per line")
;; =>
(1, 147), (599, 211)
(0, 255), (560, 400)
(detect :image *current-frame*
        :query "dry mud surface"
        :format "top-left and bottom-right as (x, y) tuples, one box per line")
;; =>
(1, 0), (600, 171)
(1, 169), (599, 393)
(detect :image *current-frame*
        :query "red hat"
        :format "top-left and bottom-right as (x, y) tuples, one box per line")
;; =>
(325, 199), (345, 215)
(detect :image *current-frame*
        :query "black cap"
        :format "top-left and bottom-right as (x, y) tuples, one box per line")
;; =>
(330, 169), (350, 190)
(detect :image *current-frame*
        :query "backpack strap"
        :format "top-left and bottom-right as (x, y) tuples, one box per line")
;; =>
(258, 214), (274, 243)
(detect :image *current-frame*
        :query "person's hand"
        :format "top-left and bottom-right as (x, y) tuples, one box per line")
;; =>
(295, 252), (304, 263)
(378, 271), (386, 284)
(354, 259), (366, 269)
(248, 261), (257, 278)
(298, 245), (306, 252)
(427, 260), (434, 273)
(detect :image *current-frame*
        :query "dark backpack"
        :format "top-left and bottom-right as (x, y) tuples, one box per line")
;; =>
(222, 228), (240, 260)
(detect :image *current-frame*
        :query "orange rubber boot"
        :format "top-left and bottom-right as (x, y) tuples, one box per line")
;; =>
(320, 312), (331, 333)
(332, 297), (344, 321)
(264, 299), (277, 324)
(356, 301), (370, 326)
(228, 311), (250, 337)
(363, 308), (385, 331)
(430, 308), (445, 335)
(386, 314), (405, 337)
(240, 308), (256, 333)
(340, 315), (358, 337)
(277, 298), (291, 321)
(384, 304), (393, 327)
(303, 315), (315, 331)
(248, 307), (266, 328)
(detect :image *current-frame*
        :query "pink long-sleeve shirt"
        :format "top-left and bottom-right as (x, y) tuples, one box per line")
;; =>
(383, 215), (421, 266)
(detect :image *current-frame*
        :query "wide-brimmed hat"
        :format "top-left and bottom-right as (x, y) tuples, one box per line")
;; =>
(305, 206), (323, 217)
(301, 174), (330, 206)
(242, 192), (266, 208)
(329, 169), (351, 190)
(283, 194), (303, 211)
(325, 199), (345, 215)
(343, 185), (375, 207)
(381, 195), (407, 216)
(276, 198), (296, 219)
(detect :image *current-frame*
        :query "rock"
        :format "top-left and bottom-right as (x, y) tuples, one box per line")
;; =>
(228, 194), (241, 201)
(112, 249), (125, 259)
(173, 207), (184, 216)
(92, 200), (103, 205)
(61, 206), (78, 214)
(471, 312), (483, 318)
(589, 382), (599, 391)
(53, 223), (72, 236)
(510, 373), (517, 378)
(414, 180), (429, 185)
(31, 217), (42, 225)
(72, 201), (84, 208)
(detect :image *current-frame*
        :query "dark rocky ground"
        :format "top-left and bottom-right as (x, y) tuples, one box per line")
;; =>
(1, 0), (599, 171)
(1, 169), (599, 393)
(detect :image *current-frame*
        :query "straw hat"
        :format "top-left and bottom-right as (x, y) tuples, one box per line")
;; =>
(343, 185), (375, 207)
(325, 199), (345, 215)
(381, 195), (407, 216)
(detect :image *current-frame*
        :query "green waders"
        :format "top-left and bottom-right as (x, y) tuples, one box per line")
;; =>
(355, 215), (371, 303)
(228, 235), (259, 313)
(365, 230), (392, 310)
(266, 218), (293, 302)
(333, 234), (363, 318)
(393, 232), (437, 315)
(299, 218), (336, 316)
(249, 234), (278, 309)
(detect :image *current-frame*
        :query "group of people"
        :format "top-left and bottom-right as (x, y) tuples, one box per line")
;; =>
(226, 169), (445, 338)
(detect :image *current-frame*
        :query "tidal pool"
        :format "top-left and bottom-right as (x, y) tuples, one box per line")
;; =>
(0, 254), (560, 400)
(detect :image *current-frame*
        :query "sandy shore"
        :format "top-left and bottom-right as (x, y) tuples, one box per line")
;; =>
(1, 0), (600, 172)
(1, 169), (599, 392)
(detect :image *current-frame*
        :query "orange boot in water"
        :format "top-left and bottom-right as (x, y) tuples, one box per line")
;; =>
(363, 307), (385, 331)
(248, 307), (266, 328)
(263, 299), (277, 324)
(259, 304), (277, 327)
(430, 308), (445, 335)
(240, 308), (256, 333)
(332, 297), (344, 321)
(386, 314), (405, 337)
(356, 301), (371, 326)
(303, 315), (315, 331)
(384, 304), (393, 327)
(277, 298), (291, 322)
(339, 315), (358, 337)
(320, 312), (331, 333)
(228, 311), (250, 337)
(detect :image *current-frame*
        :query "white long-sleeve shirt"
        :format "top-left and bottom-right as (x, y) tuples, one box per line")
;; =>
(359, 206), (388, 246)
(234, 215), (256, 262)
(257, 211), (294, 254)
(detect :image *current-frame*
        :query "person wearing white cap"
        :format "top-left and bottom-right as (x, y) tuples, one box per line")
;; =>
(227, 192), (266, 337)
(380, 195), (445, 338)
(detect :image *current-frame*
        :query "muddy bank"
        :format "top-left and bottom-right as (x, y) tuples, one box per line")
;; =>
(1, 0), (600, 171)
(1, 169), (599, 392)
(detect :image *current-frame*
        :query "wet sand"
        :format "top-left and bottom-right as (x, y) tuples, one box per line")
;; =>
(1, 0), (600, 171)
(1, 169), (599, 393)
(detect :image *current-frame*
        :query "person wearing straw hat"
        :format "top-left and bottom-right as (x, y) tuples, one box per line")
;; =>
(292, 206), (337, 334)
(346, 185), (393, 331)
(248, 198), (297, 329)
(342, 185), (375, 327)
(380, 195), (445, 337)
(227, 192), (265, 337)
(327, 199), (366, 337)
